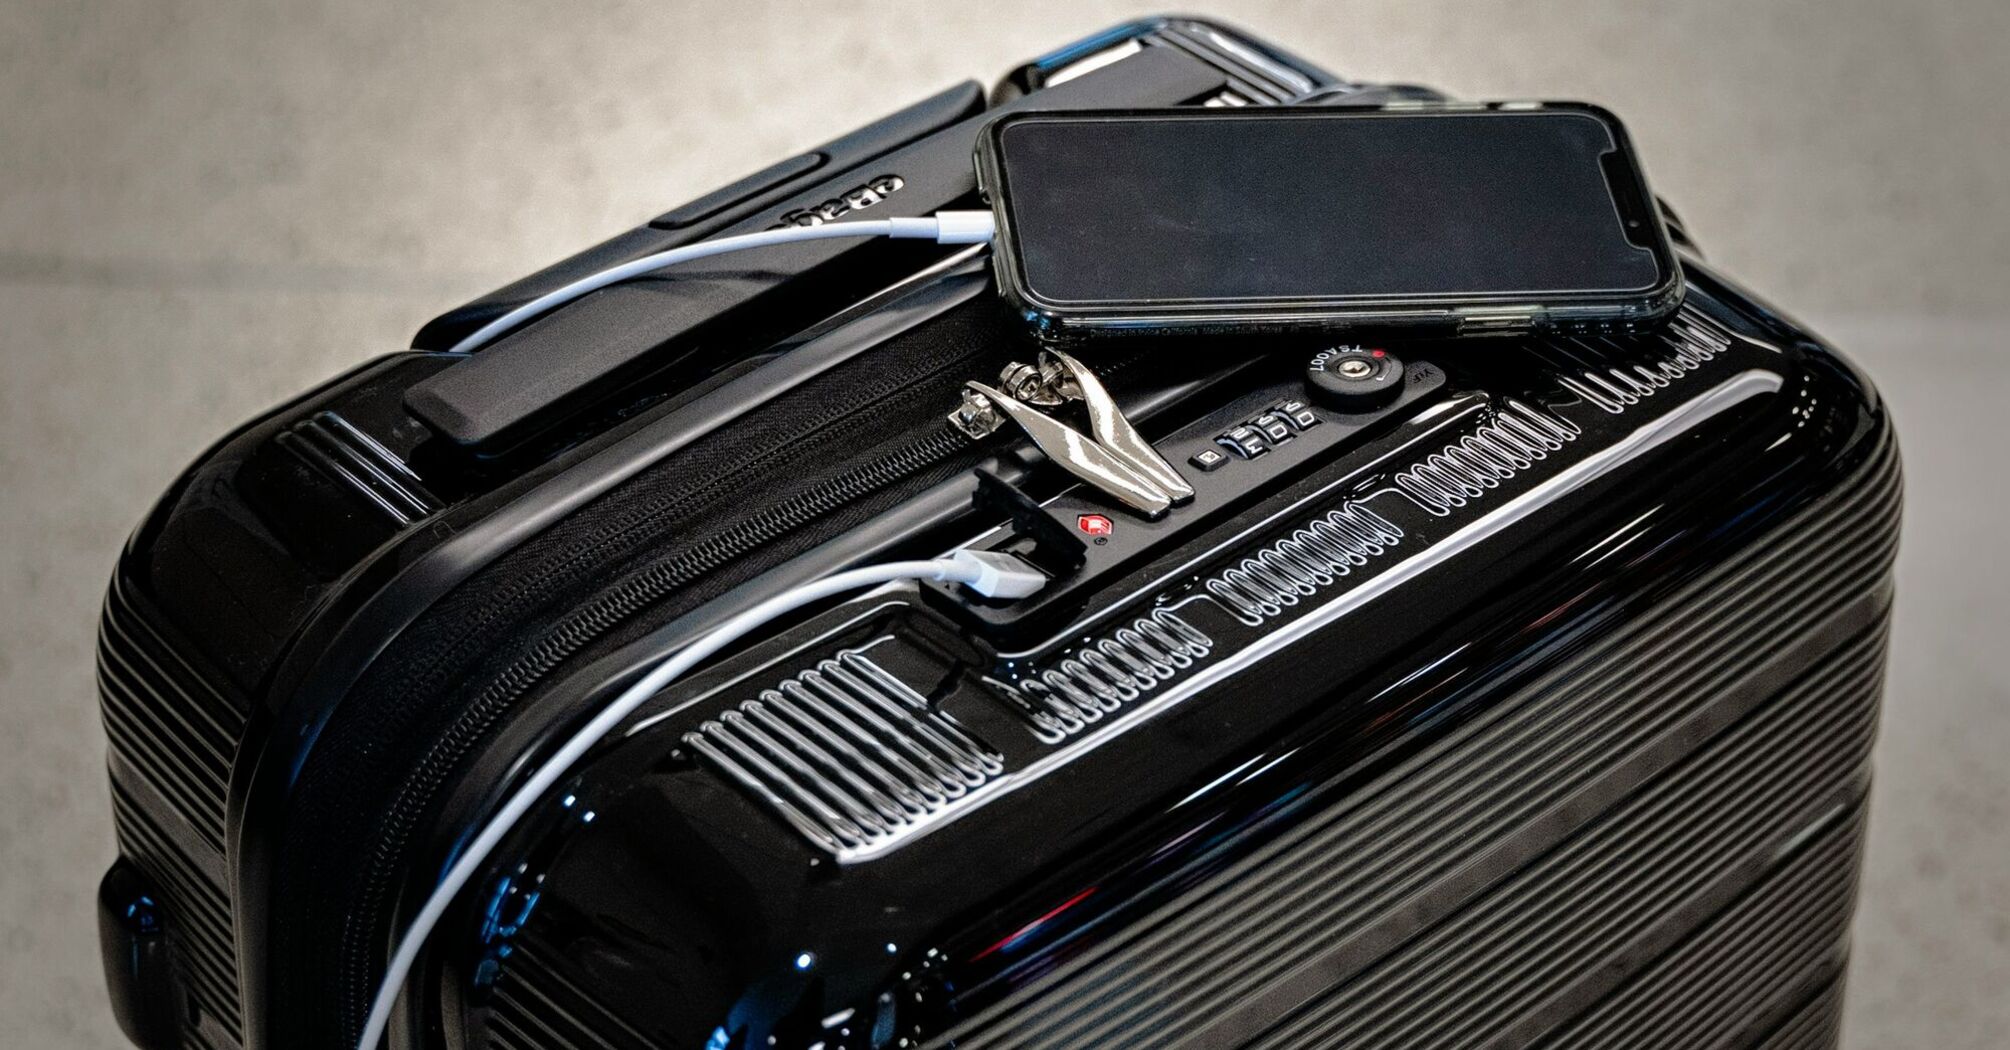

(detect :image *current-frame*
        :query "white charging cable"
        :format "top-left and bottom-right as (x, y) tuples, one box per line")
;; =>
(355, 549), (1042, 1050)
(446, 211), (997, 355)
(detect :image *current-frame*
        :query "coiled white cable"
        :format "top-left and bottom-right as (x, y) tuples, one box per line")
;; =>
(445, 211), (997, 355)
(355, 550), (1041, 1050)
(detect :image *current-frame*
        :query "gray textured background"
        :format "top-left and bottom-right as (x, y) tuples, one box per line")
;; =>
(3, 1), (2007, 1046)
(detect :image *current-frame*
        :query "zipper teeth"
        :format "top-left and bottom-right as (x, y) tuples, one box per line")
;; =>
(334, 347), (1151, 1041)
(337, 421), (975, 1038)
(347, 347), (1003, 756)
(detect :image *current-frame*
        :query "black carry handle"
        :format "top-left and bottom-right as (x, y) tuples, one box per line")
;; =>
(406, 45), (1234, 454)
(411, 79), (984, 354)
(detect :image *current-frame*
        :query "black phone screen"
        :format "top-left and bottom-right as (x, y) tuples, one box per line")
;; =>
(983, 106), (1675, 329)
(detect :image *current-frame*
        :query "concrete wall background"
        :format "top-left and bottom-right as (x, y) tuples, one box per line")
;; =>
(2, 1), (2005, 1046)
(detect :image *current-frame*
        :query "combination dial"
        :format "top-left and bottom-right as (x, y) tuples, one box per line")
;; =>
(1306, 345), (1405, 410)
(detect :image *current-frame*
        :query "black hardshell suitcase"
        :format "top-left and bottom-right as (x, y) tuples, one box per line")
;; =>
(94, 17), (1899, 1050)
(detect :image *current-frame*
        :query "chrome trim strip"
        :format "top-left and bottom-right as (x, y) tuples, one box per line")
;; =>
(683, 648), (1006, 857)
(836, 369), (1783, 862)
(989, 610), (1214, 740)
(993, 304), (1741, 656)
(993, 395), (1493, 657)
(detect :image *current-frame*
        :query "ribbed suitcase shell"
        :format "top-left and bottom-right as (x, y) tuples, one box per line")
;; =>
(438, 294), (1895, 1050)
(938, 441), (1897, 1050)
(88, 18), (1895, 1050)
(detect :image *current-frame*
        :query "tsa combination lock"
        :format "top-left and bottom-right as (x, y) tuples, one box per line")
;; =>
(1306, 346), (1405, 411)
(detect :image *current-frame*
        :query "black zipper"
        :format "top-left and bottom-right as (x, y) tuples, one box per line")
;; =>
(332, 348), (1152, 1042)
(336, 418), (981, 1040)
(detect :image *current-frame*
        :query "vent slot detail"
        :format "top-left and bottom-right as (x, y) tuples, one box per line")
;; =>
(98, 546), (250, 1047)
(1392, 400), (1581, 517)
(275, 411), (441, 526)
(1206, 505), (1407, 626)
(991, 609), (1214, 742)
(97, 575), (245, 853)
(110, 784), (244, 1046)
(685, 651), (1003, 857)
(1555, 311), (1733, 415)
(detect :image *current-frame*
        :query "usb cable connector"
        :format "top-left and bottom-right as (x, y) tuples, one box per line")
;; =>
(948, 548), (1050, 599)
(448, 209), (998, 355)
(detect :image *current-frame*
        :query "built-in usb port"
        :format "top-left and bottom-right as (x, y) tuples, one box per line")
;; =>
(1458, 312), (1534, 334)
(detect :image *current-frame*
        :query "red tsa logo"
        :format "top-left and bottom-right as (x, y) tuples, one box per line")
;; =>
(1076, 514), (1114, 537)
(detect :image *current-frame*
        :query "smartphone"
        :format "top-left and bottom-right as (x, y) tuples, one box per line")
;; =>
(974, 103), (1683, 339)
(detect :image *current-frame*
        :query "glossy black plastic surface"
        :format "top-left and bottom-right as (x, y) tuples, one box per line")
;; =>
(922, 360), (1446, 642)
(406, 46), (1233, 452)
(427, 266), (1893, 1049)
(85, 16), (1887, 1050)
(410, 81), (985, 354)
(98, 861), (180, 1050)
